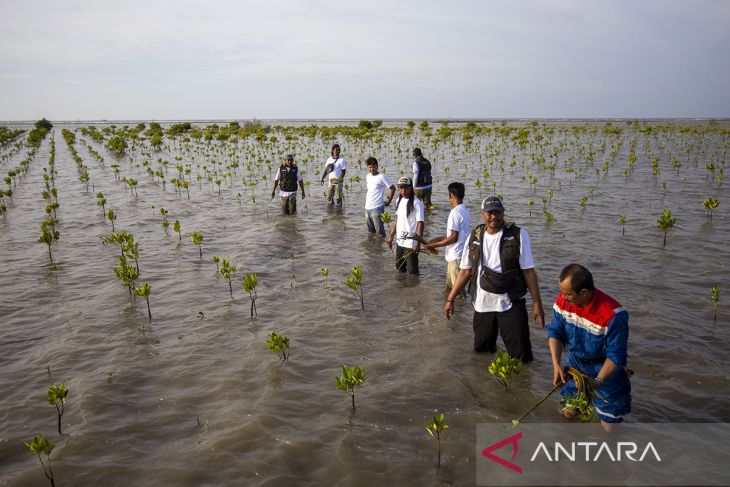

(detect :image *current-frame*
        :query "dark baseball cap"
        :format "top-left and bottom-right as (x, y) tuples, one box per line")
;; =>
(481, 195), (504, 212)
(284, 154), (294, 161)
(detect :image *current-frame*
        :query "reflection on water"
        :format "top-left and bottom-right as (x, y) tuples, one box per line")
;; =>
(1, 121), (728, 486)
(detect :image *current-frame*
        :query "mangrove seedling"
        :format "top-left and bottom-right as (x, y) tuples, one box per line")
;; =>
(218, 256), (236, 298)
(380, 211), (392, 233)
(96, 192), (106, 214)
(560, 367), (599, 421)
(173, 219), (181, 241)
(336, 364), (365, 410)
(712, 285), (719, 324)
(488, 350), (523, 389)
(321, 267), (330, 288)
(47, 381), (68, 435)
(242, 272), (258, 316)
(266, 331), (289, 360)
(425, 412), (448, 467)
(25, 434), (56, 487)
(618, 215), (626, 236)
(190, 231), (203, 259)
(212, 255), (220, 271)
(107, 208), (117, 232)
(38, 221), (60, 264)
(703, 197), (719, 220)
(135, 282), (152, 319)
(345, 265), (364, 310)
(656, 209), (676, 247)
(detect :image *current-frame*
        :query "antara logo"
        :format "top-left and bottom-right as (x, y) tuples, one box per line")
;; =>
(482, 432), (523, 474)
(482, 432), (662, 474)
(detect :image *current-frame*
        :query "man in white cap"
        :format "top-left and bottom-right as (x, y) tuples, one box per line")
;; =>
(443, 195), (544, 363)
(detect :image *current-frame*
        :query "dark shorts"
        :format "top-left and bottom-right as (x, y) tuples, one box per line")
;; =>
(472, 298), (533, 363)
(395, 245), (419, 275)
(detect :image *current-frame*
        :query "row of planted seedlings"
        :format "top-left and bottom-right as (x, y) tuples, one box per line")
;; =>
(37, 136), (61, 265)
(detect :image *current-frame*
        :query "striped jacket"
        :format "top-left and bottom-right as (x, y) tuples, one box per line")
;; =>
(547, 289), (629, 367)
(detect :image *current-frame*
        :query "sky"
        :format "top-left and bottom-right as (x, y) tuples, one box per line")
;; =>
(1, 0), (729, 120)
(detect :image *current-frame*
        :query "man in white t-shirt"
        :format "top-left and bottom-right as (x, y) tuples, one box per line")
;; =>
(364, 156), (396, 237)
(270, 154), (305, 215)
(386, 177), (425, 275)
(320, 144), (347, 207)
(443, 196), (544, 363)
(425, 182), (470, 289)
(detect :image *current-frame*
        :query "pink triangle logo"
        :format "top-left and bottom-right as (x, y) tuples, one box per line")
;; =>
(481, 432), (523, 474)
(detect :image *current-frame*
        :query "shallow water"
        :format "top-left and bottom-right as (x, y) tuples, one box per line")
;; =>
(1, 121), (729, 486)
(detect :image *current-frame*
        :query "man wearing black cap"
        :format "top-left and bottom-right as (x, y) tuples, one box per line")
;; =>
(271, 154), (305, 215)
(443, 195), (544, 363)
(412, 148), (434, 209)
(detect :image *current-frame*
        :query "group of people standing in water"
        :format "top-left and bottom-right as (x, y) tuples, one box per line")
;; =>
(271, 144), (632, 430)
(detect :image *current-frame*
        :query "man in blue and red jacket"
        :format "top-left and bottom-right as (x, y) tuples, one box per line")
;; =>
(548, 263), (631, 430)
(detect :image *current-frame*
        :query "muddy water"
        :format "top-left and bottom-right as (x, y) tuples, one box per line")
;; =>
(1, 121), (729, 486)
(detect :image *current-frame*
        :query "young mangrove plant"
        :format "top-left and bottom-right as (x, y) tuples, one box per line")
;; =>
(47, 381), (68, 435)
(173, 219), (182, 241)
(425, 412), (448, 467)
(25, 433), (57, 487)
(656, 209), (676, 247)
(218, 256), (236, 298)
(135, 282), (152, 319)
(345, 265), (364, 310)
(380, 211), (392, 233)
(618, 215), (626, 236)
(160, 207), (169, 235)
(712, 285), (719, 325)
(266, 331), (289, 360)
(560, 367), (599, 421)
(38, 219), (60, 264)
(488, 350), (523, 389)
(96, 192), (106, 214)
(703, 197), (719, 220)
(190, 231), (204, 259)
(107, 208), (117, 232)
(242, 272), (258, 316)
(336, 364), (365, 410)
(321, 267), (330, 288)
(212, 255), (220, 271)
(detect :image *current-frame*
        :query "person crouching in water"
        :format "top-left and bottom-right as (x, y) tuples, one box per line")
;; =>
(386, 177), (425, 275)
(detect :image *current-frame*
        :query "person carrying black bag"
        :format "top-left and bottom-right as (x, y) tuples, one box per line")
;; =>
(443, 195), (544, 363)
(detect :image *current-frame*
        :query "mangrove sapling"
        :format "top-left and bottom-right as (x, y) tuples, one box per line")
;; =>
(560, 367), (600, 421)
(425, 412), (448, 467)
(336, 365), (365, 410)
(488, 350), (523, 389)
(38, 221), (60, 264)
(321, 267), (330, 288)
(135, 282), (152, 319)
(47, 381), (68, 435)
(380, 211), (392, 234)
(712, 285), (719, 324)
(25, 434), (57, 487)
(218, 256), (236, 298)
(656, 209), (676, 247)
(173, 219), (182, 241)
(107, 208), (117, 232)
(511, 382), (564, 426)
(190, 231), (204, 259)
(618, 215), (626, 236)
(266, 331), (289, 360)
(345, 265), (364, 310)
(703, 197), (719, 220)
(242, 273), (258, 316)
(213, 255), (220, 271)
(160, 208), (170, 235)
